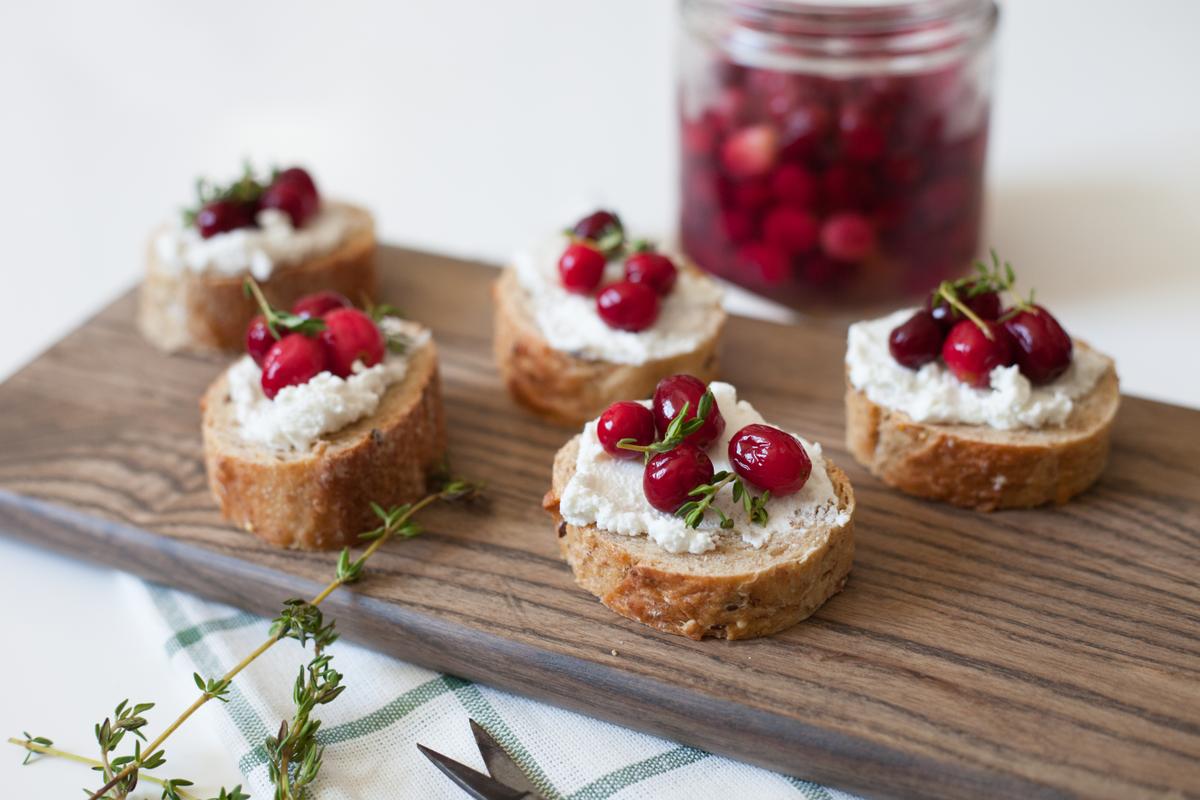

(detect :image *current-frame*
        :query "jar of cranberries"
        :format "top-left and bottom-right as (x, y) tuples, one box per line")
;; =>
(678, 0), (999, 309)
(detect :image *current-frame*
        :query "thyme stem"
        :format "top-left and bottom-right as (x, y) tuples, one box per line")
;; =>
(7, 738), (201, 800)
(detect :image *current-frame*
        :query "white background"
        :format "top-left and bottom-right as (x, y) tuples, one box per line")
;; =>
(1, 1), (1197, 796)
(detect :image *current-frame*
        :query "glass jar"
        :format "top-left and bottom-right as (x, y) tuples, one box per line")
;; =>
(678, 0), (999, 310)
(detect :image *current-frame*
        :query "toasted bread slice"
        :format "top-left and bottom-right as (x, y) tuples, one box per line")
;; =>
(201, 338), (445, 550)
(543, 435), (855, 640)
(493, 267), (725, 426)
(139, 202), (378, 353)
(845, 345), (1119, 510)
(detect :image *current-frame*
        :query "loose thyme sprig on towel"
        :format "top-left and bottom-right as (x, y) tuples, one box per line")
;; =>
(616, 390), (716, 460)
(243, 278), (327, 340)
(9, 477), (480, 800)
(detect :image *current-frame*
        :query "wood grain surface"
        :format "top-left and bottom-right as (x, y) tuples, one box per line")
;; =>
(0, 248), (1197, 800)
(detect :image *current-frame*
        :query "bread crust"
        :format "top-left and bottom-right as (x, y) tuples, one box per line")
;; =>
(845, 351), (1119, 511)
(201, 339), (446, 550)
(139, 202), (379, 353)
(493, 267), (725, 426)
(543, 436), (855, 640)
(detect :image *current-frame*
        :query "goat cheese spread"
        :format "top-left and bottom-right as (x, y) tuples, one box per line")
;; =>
(512, 234), (723, 365)
(154, 201), (366, 280)
(227, 318), (427, 451)
(559, 382), (849, 555)
(846, 308), (1109, 430)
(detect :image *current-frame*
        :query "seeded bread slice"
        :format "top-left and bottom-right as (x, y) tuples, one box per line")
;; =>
(845, 343), (1119, 511)
(542, 435), (856, 640)
(139, 202), (379, 354)
(200, 338), (445, 550)
(493, 266), (725, 426)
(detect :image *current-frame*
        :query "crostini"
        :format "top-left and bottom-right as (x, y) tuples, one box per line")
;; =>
(495, 210), (726, 425)
(201, 285), (445, 549)
(845, 253), (1119, 510)
(543, 374), (855, 640)
(140, 165), (378, 353)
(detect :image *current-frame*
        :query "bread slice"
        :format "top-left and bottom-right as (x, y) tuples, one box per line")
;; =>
(201, 338), (445, 550)
(493, 267), (725, 426)
(543, 435), (856, 640)
(139, 202), (378, 353)
(845, 344), (1119, 511)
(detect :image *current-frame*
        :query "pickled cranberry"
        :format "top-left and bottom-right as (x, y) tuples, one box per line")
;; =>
(888, 310), (943, 369)
(838, 104), (886, 162)
(821, 165), (875, 211)
(928, 288), (1003, 330)
(1004, 306), (1073, 385)
(652, 375), (726, 448)
(720, 124), (779, 178)
(558, 243), (606, 294)
(719, 209), (755, 243)
(942, 319), (1014, 388)
(728, 424), (812, 496)
(261, 334), (329, 399)
(597, 401), (656, 460)
(820, 213), (875, 261)
(733, 178), (773, 211)
(572, 210), (623, 242)
(261, 170), (319, 227)
(770, 164), (817, 208)
(737, 242), (790, 286)
(624, 252), (678, 295)
(245, 315), (274, 366)
(643, 444), (715, 514)
(778, 102), (831, 160)
(683, 113), (720, 157)
(319, 308), (385, 378)
(596, 281), (660, 332)
(292, 290), (351, 319)
(196, 199), (254, 238)
(763, 207), (818, 254)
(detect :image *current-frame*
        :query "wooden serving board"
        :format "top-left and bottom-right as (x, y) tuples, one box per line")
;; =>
(1, 248), (1197, 800)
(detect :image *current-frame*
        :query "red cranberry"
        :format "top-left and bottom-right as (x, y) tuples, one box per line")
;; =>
(683, 114), (720, 158)
(728, 424), (812, 496)
(196, 199), (255, 238)
(942, 319), (1014, 388)
(719, 209), (756, 243)
(572, 210), (623, 242)
(821, 165), (875, 211)
(778, 102), (831, 160)
(652, 375), (725, 447)
(597, 401), (656, 460)
(245, 315), (274, 367)
(888, 310), (943, 369)
(838, 104), (887, 162)
(624, 252), (678, 295)
(291, 290), (351, 319)
(736, 242), (790, 286)
(928, 288), (1004, 330)
(274, 167), (318, 196)
(643, 444), (715, 513)
(770, 164), (817, 208)
(319, 308), (385, 378)
(596, 281), (660, 332)
(763, 207), (818, 254)
(1004, 306), (1073, 385)
(720, 124), (779, 179)
(820, 213), (876, 262)
(558, 243), (606, 294)
(261, 171), (320, 227)
(261, 334), (329, 399)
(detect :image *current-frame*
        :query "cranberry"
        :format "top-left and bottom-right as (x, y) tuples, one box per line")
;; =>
(595, 281), (660, 332)
(624, 252), (678, 295)
(821, 165), (875, 211)
(558, 243), (606, 294)
(942, 319), (1014, 388)
(245, 315), (274, 367)
(728, 424), (812, 496)
(292, 290), (351, 319)
(274, 166), (318, 197)
(652, 374), (725, 447)
(778, 102), (831, 160)
(820, 213), (876, 262)
(196, 199), (255, 238)
(736, 242), (791, 286)
(683, 114), (720, 157)
(838, 104), (886, 162)
(261, 334), (329, 399)
(261, 172), (319, 227)
(763, 207), (818, 254)
(643, 444), (715, 513)
(770, 164), (817, 208)
(928, 287), (1004, 330)
(1004, 305), (1073, 385)
(597, 401), (656, 460)
(319, 308), (385, 378)
(719, 209), (756, 243)
(572, 210), (623, 242)
(720, 124), (779, 179)
(888, 310), (943, 369)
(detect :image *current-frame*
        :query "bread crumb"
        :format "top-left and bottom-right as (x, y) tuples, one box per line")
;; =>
(610, 649), (619, 657)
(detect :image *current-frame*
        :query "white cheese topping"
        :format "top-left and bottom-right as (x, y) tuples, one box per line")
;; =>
(227, 318), (428, 452)
(846, 308), (1109, 430)
(512, 233), (724, 365)
(154, 201), (366, 281)
(559, 382), (849, 555)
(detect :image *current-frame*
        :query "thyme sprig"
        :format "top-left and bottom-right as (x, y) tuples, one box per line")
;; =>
(243, 278), (327, 340)
(929, 249), (1017, 340)
(182, 163), (266, 228)
(676, 473), (771, 530)
(617, 391), (715, 460)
